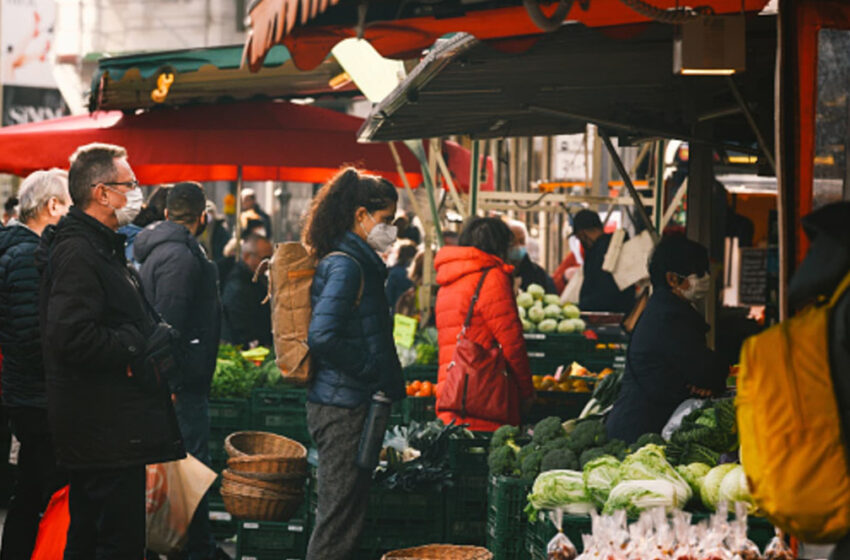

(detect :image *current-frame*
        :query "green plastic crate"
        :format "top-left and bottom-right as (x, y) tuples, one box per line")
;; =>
(209, 398), (250, 430)
(486, 476), (531, 560)
(250, 388), (311, 445)
(404, 396), (436, 424)
(209, 496), (237, 540)
(403, 364), (439, 383)
(236, 519), (309, 560)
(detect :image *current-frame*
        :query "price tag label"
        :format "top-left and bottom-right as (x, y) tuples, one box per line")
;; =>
(393, 314), (418, 349)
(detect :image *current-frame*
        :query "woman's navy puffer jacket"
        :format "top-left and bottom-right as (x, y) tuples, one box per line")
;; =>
(307, 231), (404, 408)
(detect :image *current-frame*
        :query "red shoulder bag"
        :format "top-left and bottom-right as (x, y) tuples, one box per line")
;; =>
(437, 268), (517, 425)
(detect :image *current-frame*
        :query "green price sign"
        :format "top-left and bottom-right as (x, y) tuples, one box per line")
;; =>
(393, 314), (418, 349)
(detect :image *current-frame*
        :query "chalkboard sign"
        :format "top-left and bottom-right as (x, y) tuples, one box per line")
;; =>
(739, 248), (768, 305)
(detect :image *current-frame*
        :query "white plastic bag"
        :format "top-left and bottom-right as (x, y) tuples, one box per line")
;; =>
(561, 267), (584, 305)
(146, 454), (217, 554)
(662, 399), (707, 441)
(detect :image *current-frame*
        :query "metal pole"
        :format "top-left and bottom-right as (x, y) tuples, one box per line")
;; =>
(388, 141), (424, 222)
(598, 129), (659, 242)
(433, 141), (465, 216)
(654, 139), (666, 229)
(403, 140), (444, 246)
(469, 139), (480, 216)
(725, 76), (777, 173)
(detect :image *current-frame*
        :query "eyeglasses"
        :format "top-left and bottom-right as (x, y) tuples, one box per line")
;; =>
(91, 180), (140, 190)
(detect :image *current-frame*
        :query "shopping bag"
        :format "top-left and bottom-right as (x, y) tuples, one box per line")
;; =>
(560, 266), (583, 304)
(30, 486), (70, 560)
(146, 454), (217, 554)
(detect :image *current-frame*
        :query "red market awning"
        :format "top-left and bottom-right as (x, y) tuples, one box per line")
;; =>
(244, 0), (771, 72)
(0, 100), (423, 186)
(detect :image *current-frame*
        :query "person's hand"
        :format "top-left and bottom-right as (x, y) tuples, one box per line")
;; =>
(687, 384), (713, 398)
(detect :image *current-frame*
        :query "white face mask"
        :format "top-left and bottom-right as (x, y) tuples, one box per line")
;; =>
(107, 187), (143, 227)
(361, 213), (397, 253)
(680, 273), (711, 302)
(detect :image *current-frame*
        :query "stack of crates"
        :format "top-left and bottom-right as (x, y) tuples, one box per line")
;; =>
(235, 478), (312, 559)
(250, 387), (311, 446)
(523, 333), (590, 376)
(208, 397), (250, 540)
(486, 476), (531, 560)
(444, 436), (491, 545)
(402, 364), (438, 424)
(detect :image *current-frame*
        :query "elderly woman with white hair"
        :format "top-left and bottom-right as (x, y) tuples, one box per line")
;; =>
(0, 168), (70, 558)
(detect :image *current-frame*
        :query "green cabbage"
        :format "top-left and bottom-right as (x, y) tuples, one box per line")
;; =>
(518, 306), (527, 320)
(528, 306), (546, 324)
(718, 464), (757, 513)
(521, 319), (536, 333)
(562, 304), (581, 319)
(527, 283), (546, 300)
(557, 319), (575, 334)
(517, 292), (535, 309)
(619, 444), (692, 506)
(543, 304), (563, 319)
(544, 294), (562, 306)
(526, 469), (594, 520)
(568, 318), (586, 332)
(603, 479), (682, 516)
(675, 462), (711, 497)
(700, 463), (738, 509)
(537, 319), (558, 333)
(583, 455), (621, 508)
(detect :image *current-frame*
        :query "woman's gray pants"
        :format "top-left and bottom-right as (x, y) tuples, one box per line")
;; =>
(306, 402), (371, 560)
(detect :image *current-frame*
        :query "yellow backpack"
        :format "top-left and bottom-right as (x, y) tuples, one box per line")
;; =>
(738, 270), (850, 543)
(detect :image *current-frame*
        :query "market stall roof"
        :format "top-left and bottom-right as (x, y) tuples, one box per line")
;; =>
(243, 0), (770, 72)
(90, 44), (356, 112)
(0, 99), (421, 185)
(357, 16), (777, 149)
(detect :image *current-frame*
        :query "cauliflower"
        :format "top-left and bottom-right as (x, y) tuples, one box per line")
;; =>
(543, 304), (563, 319)
(517, 292), (535, 309)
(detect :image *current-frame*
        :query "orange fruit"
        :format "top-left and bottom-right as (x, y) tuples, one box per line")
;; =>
(421, 381), (434, 397)
(410, 380), (422, 393)
(414, 390), (424, 397)
(406, 384), (417, 396)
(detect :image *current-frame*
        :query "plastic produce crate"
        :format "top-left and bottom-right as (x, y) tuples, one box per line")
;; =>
(403, 364), (439, 383)
(486, 476), (531, 560)
(403, 396), (436, 424)
(209, 496), (237, 541)
(250, 388), (311, 445)
(209, 398), (250, 430)
(445, 436), (491, 545)
(236, 519), (309, 560)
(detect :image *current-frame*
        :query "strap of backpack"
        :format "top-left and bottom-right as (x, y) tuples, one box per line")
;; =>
(462, 268), (492, 332)
(829, 270), (850, 308)
(326, 251), (365, 307)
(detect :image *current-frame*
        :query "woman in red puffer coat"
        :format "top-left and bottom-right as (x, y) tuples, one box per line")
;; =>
(435, 217), (534, 431)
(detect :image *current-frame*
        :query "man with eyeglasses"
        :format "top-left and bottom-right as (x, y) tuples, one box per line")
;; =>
(38, 143), (184, 560)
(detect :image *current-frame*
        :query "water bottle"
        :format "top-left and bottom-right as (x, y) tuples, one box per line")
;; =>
(356, 392), (393, 470)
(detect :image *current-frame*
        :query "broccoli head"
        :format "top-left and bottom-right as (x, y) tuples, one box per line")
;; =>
(531, 416), (566, 446)
(579, 447), (608, 468)
(566, 420), (607, 453)
(491, 425), (521, 451)
(602, 438), (628, 460)
(634, 433), (666, 449)
(519, 447), (544, 480)
(541, 437), (572, 454)
(488, 445), (519, 476)
(540, 448), (579, 472)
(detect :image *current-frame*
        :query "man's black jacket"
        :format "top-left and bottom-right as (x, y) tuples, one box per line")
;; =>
(38, 207), (184, 469)
(134, 220), (222, 394)
(0, 224), (46, 408)
(579, 232), (636, 314)
(221, 260), (272, 348)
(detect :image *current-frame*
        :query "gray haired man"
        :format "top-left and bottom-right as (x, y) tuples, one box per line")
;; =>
(0, 169), (70, 559)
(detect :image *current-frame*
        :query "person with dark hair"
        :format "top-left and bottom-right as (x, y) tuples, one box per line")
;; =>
(119, 185), (171, 267)
(220, 234), (273, 349)
(0, 170), (70, 559)
(434, 217), (534, 431)
(134, 182), (224, 560)
(606, 234), (728, 443)
(2, 197), (18, 225)
(302, 167), (404, 560)
(506, 219), (557, 294)
(38, 142), (184, 559)
(572, 209), (635, 314)
(240, 188), (271, 235)
(385, 241), (418, 312)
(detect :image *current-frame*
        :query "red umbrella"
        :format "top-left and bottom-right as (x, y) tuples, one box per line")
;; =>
(0, 100), (423, 186)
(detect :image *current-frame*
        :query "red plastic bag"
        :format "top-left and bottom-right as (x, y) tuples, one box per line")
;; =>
(30, 486), (70, 560)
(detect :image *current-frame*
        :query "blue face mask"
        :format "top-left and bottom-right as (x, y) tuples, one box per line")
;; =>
(508, 246), (527, 264)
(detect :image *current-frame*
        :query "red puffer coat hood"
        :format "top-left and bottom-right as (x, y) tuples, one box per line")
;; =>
(433, 246), (533, 431)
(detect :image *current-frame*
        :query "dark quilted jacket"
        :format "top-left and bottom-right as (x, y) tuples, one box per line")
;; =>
(0, 224), (46, 408)
(307, 231), (404, 408)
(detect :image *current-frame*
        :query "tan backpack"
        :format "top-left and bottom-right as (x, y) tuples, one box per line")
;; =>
(267, 242), (362, 386)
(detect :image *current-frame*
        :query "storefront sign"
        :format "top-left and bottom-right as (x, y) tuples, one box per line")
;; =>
(2, 85), (67, 125)
(739, 248), (768, 306)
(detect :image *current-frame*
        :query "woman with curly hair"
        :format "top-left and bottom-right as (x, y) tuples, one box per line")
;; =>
(302, 167), (405, 560)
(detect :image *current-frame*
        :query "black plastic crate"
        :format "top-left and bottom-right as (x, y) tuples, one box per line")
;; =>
(236, 519), (309, 560)
(250, 388), (311, 445)
(209, 496), (237, 541)
(403, 364), (439, 383)
(209, 398), (250, 431)
(486, 476), (531, 560)
(403, 396), (436, 424)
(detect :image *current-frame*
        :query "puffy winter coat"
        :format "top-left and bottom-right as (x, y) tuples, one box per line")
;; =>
(434, 246), (534, 431)
(38, 207), (184, 469)
(0, 224), (46, 408)
(308, 231), (404, 408)
(221, 261), (272, 348)
(134, 220), (222, 394)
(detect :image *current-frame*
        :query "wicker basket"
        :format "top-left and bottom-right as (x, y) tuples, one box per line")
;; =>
(227, 454), (308, 476)
(382, 545), (493, 560)
(221, 468), (305, 493)
(224, 431), (307, 459)
(219, 479), (304, 521)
